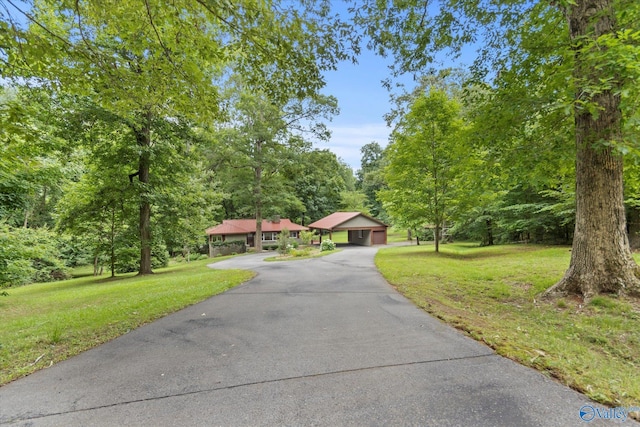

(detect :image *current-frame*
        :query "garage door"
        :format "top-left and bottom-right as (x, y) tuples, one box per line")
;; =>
(372, 230), (386, 245)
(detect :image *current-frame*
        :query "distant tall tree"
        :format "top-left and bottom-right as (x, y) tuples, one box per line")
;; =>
(357, 142), (384, 185)
(0, 87), (71, 228)
(56, 165), (136, 277)
(283, 149), (349, 224)
(380, 89), (464, 252)
(356, 142), (387, 219)
(339, 190), (371, 215)
(210, 86), (337, 250)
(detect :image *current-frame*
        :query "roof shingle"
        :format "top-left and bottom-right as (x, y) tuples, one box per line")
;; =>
(206, 219), (307, 235)
(308, 212), (387, 231)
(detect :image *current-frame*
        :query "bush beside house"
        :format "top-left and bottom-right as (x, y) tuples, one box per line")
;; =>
(209, 240), (247, 257)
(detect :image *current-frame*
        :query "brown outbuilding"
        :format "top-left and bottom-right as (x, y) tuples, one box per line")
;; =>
(308, 212), (388, 246)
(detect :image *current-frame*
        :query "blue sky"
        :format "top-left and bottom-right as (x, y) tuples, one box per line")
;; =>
(319, 46), (476, 172)
(316, 3), (477, 172)
(313, 2), (403, 171)
(320, 51), (399, 171)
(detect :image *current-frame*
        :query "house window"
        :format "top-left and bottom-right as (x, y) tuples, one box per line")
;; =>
(211, 235), (222, 242)
(290, 231), (298, 238)
(262, 232), (277, 241)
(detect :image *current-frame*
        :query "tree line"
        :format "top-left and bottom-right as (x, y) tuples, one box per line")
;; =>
(0, 0), (361, 284)
(2, 0), (640, 299)
(355, 0), (640, 298)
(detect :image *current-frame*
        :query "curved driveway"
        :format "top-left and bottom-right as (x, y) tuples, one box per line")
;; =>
(0, 246), (627, 426)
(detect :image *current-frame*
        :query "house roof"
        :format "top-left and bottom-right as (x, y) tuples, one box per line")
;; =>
(206, 219), (308, 235)
(308, 212), (388, 231)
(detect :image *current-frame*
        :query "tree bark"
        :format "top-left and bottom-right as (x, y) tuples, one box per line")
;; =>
(485, 217), (494, 246)
(110, 207), (116, 278)
(94, 255), (99, 276)
(136, 110), (153, 275)
(254, 139), (263, 252)
(546, 0), (640, 298)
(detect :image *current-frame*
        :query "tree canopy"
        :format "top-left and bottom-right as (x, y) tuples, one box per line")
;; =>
(3, 1), (640, 300)
(381, 87), (465, 252)
(1, 0), (356, 274)
(354, 0), (640, 298)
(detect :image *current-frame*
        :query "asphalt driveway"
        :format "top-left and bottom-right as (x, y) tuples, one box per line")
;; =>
(0, 246), (632, 426)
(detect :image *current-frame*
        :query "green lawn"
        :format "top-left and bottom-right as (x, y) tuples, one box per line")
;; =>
(375, 243), (640, 410)
(264, 247), (340, 261)
(327, 230), (348, 243)
(0, 257), (253, 385)
(387, 227), (411, 243)
(4, 242), (639, 415)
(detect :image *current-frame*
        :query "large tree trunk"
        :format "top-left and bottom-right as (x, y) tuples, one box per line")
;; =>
(545, 0), (640, 298)
(136, 110), (153, 275)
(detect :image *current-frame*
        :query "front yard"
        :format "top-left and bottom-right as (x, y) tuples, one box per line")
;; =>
(375, 243), (640, 414)
(0, 258), (253, 385)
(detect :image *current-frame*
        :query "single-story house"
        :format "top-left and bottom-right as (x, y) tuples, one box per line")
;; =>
(206, 218), (308, 248)
(308, 212), (388, 246)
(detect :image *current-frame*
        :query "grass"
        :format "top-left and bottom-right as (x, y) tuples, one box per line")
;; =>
(387, 227), (412, 243)
(0, 257), (253, 385)
(327, 230), (348, 243)
(375, 242), (640, 410)
(264, 246), (340, 261)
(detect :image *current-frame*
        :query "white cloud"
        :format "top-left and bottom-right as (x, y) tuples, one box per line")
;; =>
(317, 122), (391, 170)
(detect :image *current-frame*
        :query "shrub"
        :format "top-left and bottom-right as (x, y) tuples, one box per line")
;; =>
(300, 230), (317, 245)
(114, 245), (139, 273)
(152, 240), (170, 269)
(0, 225), (69, 288)
(277, 228), (291, 255)
(210, 240), (245, 248)
(320, 239), (336, 252)
(57, 234), (92, 267)
(209, 241), (246, 257)
(291, 247), (313, 257)
(115, 239), (169, 273)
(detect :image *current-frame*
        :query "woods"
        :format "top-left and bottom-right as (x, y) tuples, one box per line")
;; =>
(1, 0), (355, 280)
(355, 0), (640, 298)
(2, 1), (640, 299)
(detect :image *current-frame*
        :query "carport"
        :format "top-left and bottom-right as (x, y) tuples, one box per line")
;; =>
(308, 212), (388, 246)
